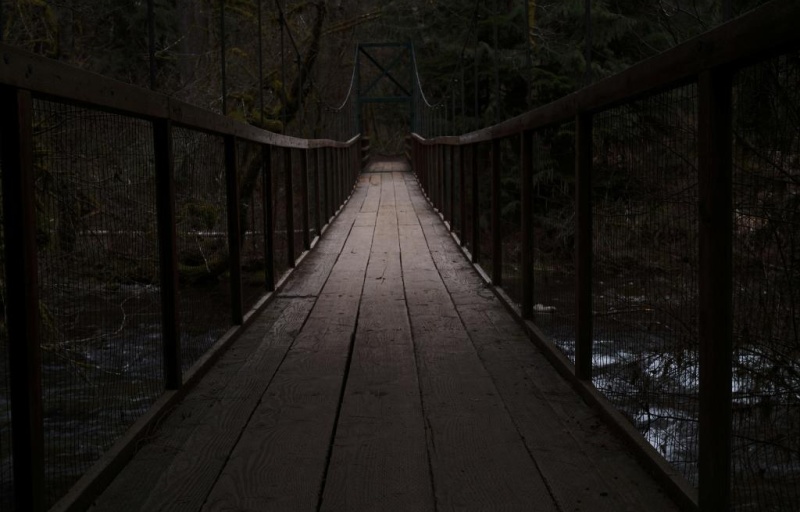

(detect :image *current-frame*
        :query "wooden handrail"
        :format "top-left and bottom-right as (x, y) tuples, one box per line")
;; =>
(0, 43), (358, 150)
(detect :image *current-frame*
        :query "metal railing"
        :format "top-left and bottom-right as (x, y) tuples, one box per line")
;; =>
(410, 2), (800, 511)
(0, 43), (361, 511)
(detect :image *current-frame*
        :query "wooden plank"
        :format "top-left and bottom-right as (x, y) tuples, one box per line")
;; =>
(410, 179), (681, 512)
(200, 185), (377, 511)
(278, 178), (369, 298)
(92, 174), (373, 512)
(320, 173), (434, 512)
(396, 174), (557, 511)
(89, 299), (316, 512)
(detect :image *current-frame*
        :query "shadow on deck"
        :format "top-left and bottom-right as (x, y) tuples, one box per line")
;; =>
(91, 166), (679, 512)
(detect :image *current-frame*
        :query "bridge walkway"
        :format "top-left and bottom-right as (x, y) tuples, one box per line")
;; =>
(90, 163), (679, 512)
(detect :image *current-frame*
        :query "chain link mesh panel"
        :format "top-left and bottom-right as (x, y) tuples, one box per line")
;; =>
(731, 52), (800, 511)
(592, 86), (700, 484)
(32, 100), (163, 506)
(530, 124), (576, 357)
(172, 128), (230, 372)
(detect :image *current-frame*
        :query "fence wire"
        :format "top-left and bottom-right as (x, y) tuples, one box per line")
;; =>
(530, 124), (576, 356)
(500, 137), (522, 304)
(32, 100), (164, 507)
(592, 85), (700, 484)
(172, 128), (231, 372)
(237, 140), (267, 313)
(731, 52), (800, 511)
(0, 156), (12, 510)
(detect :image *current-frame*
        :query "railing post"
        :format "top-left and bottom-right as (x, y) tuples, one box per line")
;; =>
(491, 138), (502, 285)
(224, 135), (243, 324)
(448, 145), (454, 229)
(300, 149), (310, 250)
(153, 119), (181, 389)
(460, 144), (467, 244)
(471, 144), (479, 264)
(521, 130), (534, 319)
(575, 112), (593, 381)
(439, 146), (445, 213)
(0, 86), (44, 512)
(263, 145), (275, 292)
(698, 68), (733, 512)
(322, 148), (329, 220)
(284, 147), (295, 268)
(313, 148), (322, 236)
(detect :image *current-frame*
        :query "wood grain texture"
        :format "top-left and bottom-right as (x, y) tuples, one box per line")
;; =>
(200, 177), (378, 512)
(406, 174), (680, 512)
(89, 299), (315, 512)
(397, 174), (558, 511)
(320, 173), (434, 512)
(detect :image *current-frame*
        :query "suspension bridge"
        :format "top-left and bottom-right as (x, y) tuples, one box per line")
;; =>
(1, 1), (799, 511)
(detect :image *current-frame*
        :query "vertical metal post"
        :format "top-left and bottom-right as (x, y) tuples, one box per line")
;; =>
(448, 146), (454, 229)
(698, 68), (733, 512)
(314, 149), (322, 236)
(219, 0), (228, 115)
(300, 149), (310, 250)
(521, 130), (534, 319)
(471, 144), (480, 263)
(153, 119), (181, 389)
(284, 147), (295, 267)
(1, 87), (44, 512)
(263, 145), (275, 291)
(491, 138), (502, 285)
(460, 145), (467, 245)
(575, 112), (593, 380)
(438, 146), (444, 212)
(323, 147), (331, 221)
(224, 135), (243, 324)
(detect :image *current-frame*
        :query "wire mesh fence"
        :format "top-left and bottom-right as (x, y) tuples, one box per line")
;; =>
(592, 86), (700, 485)
(731, 52), (800, 511)
(172, 128), (231, 372)
(31, 99), (164, 507)
(237, 140), (268, 313)
(272, 147), (290, 280)
(530, 124), (576, 356)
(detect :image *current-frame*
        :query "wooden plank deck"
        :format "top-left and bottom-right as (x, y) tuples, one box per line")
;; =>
(90, 163), (681, 512)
